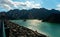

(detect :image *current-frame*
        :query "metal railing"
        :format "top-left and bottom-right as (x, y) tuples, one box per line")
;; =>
(3, 21), (6, 37)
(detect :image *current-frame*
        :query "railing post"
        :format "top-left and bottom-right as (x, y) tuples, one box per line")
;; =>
(3, 20), (6, 37)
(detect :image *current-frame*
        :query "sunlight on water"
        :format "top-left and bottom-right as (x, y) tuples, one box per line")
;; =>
(28, 20), (42, 26)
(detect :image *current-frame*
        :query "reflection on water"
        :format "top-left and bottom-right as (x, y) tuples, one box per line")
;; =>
(10, 20), (60, 37)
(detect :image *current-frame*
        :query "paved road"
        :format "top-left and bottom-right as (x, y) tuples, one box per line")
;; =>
(0, 20), (3, 37)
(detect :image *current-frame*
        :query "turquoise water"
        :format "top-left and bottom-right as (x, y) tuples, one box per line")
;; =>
(10, 20), (60, 37)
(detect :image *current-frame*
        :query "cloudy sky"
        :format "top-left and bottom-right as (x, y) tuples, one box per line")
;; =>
(0, 0), (60, 12)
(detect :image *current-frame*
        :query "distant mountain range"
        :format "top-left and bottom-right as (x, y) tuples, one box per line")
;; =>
(0, 8), (60, 23)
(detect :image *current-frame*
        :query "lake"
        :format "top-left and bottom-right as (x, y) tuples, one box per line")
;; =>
(10, 20), (60, 37)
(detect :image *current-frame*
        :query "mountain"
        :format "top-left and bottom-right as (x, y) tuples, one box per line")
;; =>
(0, 8), (60, 22)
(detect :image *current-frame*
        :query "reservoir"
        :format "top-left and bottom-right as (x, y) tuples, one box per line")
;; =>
(10, 20), (60, 37)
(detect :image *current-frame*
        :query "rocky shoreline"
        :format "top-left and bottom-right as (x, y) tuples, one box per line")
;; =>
(4, 20), (47, 37)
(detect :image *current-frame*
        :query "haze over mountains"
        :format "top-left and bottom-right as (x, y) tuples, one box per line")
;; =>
(0, 8), (60, 22)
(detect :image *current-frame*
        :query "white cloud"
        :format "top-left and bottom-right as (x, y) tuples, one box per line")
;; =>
(14, 1), (41, 9)
(25, 1), (41, 8)
(57, 4), (60, 7)
(56, 4), (60, 10)
(0, 4), (12, 10)
(0, 0), (15, 10)
(0, 0), (41, 10)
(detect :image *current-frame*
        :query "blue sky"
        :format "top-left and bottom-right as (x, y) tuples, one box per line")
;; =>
(0, 0), (60, 12)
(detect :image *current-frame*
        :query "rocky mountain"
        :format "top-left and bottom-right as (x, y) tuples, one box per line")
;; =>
(0, 8), (60, 22)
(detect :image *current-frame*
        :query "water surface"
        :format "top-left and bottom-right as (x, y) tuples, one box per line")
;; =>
(10, 20), (60, 37)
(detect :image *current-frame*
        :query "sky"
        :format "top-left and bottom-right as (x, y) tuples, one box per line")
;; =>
(0, 0), (60, 12)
